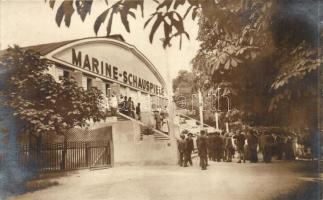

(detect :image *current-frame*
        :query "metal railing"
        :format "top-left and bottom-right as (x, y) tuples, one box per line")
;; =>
(176, 112), (216, 130)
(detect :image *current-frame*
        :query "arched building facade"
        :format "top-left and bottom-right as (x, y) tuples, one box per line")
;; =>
(26, 35), (168, 113)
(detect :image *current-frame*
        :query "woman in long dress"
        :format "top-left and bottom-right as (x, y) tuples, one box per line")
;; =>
(161, 117), (169, 134)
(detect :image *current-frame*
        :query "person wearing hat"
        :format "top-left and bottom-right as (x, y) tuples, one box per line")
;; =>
(184, 132), (194, 167)
(275, 134), (284, 160)
(213, 131), (224, 162)
(247, 130), (259, 163)
(135, 103), (141, 120)
(234, 131), (246, 163)
(224, 132), (234, 162)
(262, 131), (274, 163)
(154, 111), (162, 130)
(196, 130), (208, 170)
(207, 132), (215, 161)
(177, 134), (186, 167)
(285, 136), (295, 160)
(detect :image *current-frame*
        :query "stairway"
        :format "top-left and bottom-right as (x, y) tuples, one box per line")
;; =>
(176, 113), (217, 135)
(116, 113), (130, 121)
(117, 112), (170, 141)
(153, 131), (170, 141)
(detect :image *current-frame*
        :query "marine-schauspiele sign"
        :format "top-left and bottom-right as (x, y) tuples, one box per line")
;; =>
(46, 38), (166, 96)
(71, 48), (164, 96)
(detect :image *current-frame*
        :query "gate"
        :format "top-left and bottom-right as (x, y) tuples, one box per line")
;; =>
(14, 140), (112, 172)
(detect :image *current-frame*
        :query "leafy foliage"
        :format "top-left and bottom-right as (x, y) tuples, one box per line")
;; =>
(93, 0), (144, 36)
(144, 1), (192, 49)
(191, 0), (320, 129)
(54, 0), (75, 27)
(172, 70), (194, 93)
(0, 46), (106, 137)
(46, 0), (197, 48)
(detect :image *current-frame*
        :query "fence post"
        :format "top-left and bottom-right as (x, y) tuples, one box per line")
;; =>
(36, 134), (42, 171)
(105, 142), (109, 165)
(60, 136), (67, 170)
(85, 142), (89, 167)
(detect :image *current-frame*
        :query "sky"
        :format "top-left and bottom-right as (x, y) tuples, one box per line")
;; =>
(0, 0), (200, 92)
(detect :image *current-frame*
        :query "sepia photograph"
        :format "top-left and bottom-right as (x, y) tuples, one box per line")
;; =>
(0, 0), (322, 199)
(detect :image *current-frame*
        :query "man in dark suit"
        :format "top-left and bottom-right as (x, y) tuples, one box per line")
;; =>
(207, 132), (215, 161)
(196, 130), (208, 170)
(234, 131), (246, 163)
(263, 132), (275, 163)
(247, 131), (258, 163)
(224, 132), (234, 162)
(214, 132), (224, 162)
(184, 133), (194, 167)
(178, 134), (186, 166)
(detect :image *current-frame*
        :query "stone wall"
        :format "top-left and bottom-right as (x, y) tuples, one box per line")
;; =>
(111, 120), (177, 166)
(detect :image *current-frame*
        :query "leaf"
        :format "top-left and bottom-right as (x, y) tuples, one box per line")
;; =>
(75, 0), (93, 21)
(49, 0), (56, 9)
(231, 58), (237, 67)
(157, 0), (172, 10)
(187, 0), (198, 6)
(224, 59), (231, 70)
(235, 57), (243, 63)
(183, 5), (193, 19)
(120, 8), (131, 32)
(213, 60), (221, 73)
(94, 9), (110, 35)
(184, 32), (190, 40)
(106, 9), (115, 36)
(128, 11), (136, 19)
(144, 13), (157, 28)
(124, 0), (144, 17)
(219, 53), (228, 64)
(163, 21), (172, 46)
(149, 13), (163, 43)
(174, 0), (185, 9)
(192, 7), (198, 20)
(55, 0), (75, 27)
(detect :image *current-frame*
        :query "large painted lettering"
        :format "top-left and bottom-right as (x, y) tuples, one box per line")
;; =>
(71, 48), (164, 95)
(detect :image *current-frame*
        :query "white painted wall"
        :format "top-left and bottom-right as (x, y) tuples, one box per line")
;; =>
(111, 120), (177, 165)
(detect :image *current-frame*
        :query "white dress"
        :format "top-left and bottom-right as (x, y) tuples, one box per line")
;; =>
(161, 118), (169, 133)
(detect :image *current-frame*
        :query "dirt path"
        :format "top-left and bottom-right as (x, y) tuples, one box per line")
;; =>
(6, 160), (320, 200)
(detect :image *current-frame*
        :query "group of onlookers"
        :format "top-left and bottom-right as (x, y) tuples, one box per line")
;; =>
(177, 132), (194, 167)
(178, 129), (304, 170)
(119, 95), (141, 120)
(103, 93), (142, 120)
(103, 93), (170, 134)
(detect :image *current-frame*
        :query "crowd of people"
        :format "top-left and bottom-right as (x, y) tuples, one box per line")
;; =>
(103, 93), (169, 134)
(177, 129), (302, 170)
(103, 93), (142, 120)
(118, 95), (142, 120)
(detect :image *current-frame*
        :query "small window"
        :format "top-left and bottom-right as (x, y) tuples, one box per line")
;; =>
(63, 70), (70, 79)
(86, 78), (92, 90)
